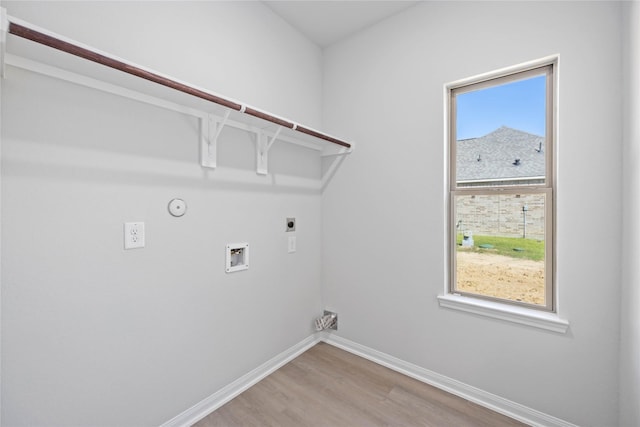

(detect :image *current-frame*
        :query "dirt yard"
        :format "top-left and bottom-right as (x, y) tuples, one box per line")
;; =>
(456, 251), (545, 305)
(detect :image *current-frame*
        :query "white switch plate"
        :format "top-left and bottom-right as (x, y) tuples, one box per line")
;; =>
(124, 222), (145, 249)
(288, 235), (296, 253)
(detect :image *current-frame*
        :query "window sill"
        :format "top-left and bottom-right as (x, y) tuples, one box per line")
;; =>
(437, 294), (569, 333)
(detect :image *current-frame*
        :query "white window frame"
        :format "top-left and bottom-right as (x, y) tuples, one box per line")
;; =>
(439, 57), (568, 331)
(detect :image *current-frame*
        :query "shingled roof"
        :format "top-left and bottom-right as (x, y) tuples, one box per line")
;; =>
(456, 126), (545, 183)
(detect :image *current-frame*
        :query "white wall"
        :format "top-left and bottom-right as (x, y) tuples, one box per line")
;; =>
(322, 2), (622, 426)
(621, 1), (640, 425)
(1, 2), (324, 426)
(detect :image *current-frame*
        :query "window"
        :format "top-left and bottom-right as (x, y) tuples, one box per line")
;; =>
(448, 60), (555, 311)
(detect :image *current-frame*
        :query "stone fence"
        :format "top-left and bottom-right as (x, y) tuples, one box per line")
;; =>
(456, 193), (545, 240)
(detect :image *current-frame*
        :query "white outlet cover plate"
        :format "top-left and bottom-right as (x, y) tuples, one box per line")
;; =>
(288, 236), (296, 253)
(124, 222), (145, 249)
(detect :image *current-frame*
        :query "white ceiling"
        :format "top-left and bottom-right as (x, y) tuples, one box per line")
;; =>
(263, 1), (420, 48)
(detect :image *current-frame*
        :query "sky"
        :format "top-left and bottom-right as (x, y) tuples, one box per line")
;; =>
(456, 75), (546, 140)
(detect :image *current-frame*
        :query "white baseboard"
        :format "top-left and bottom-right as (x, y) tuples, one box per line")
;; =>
(160, 335), (321, 427)
(161, 332), (576, 427)
(323, 334), (577, 427)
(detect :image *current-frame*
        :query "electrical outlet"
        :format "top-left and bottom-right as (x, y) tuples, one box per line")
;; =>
(124, 222), (145, 249)
(288, 235), (296, 253)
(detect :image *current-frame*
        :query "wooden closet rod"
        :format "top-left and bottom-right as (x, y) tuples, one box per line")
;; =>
(8, 21), (352, 149)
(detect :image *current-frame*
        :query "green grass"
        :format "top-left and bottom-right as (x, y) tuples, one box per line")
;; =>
(457, 234), (545, 261)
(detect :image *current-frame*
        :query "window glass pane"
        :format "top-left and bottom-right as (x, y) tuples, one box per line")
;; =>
(454, 193), (546, 306)
(455, 75), (546, 187)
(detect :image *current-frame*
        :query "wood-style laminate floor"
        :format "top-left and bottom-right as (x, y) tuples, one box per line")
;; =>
(194, 342), (527, 427)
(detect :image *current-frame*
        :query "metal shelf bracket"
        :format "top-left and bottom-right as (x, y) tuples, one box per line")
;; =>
(201, 110), (230, 169)
(256, 125), (282, 175)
